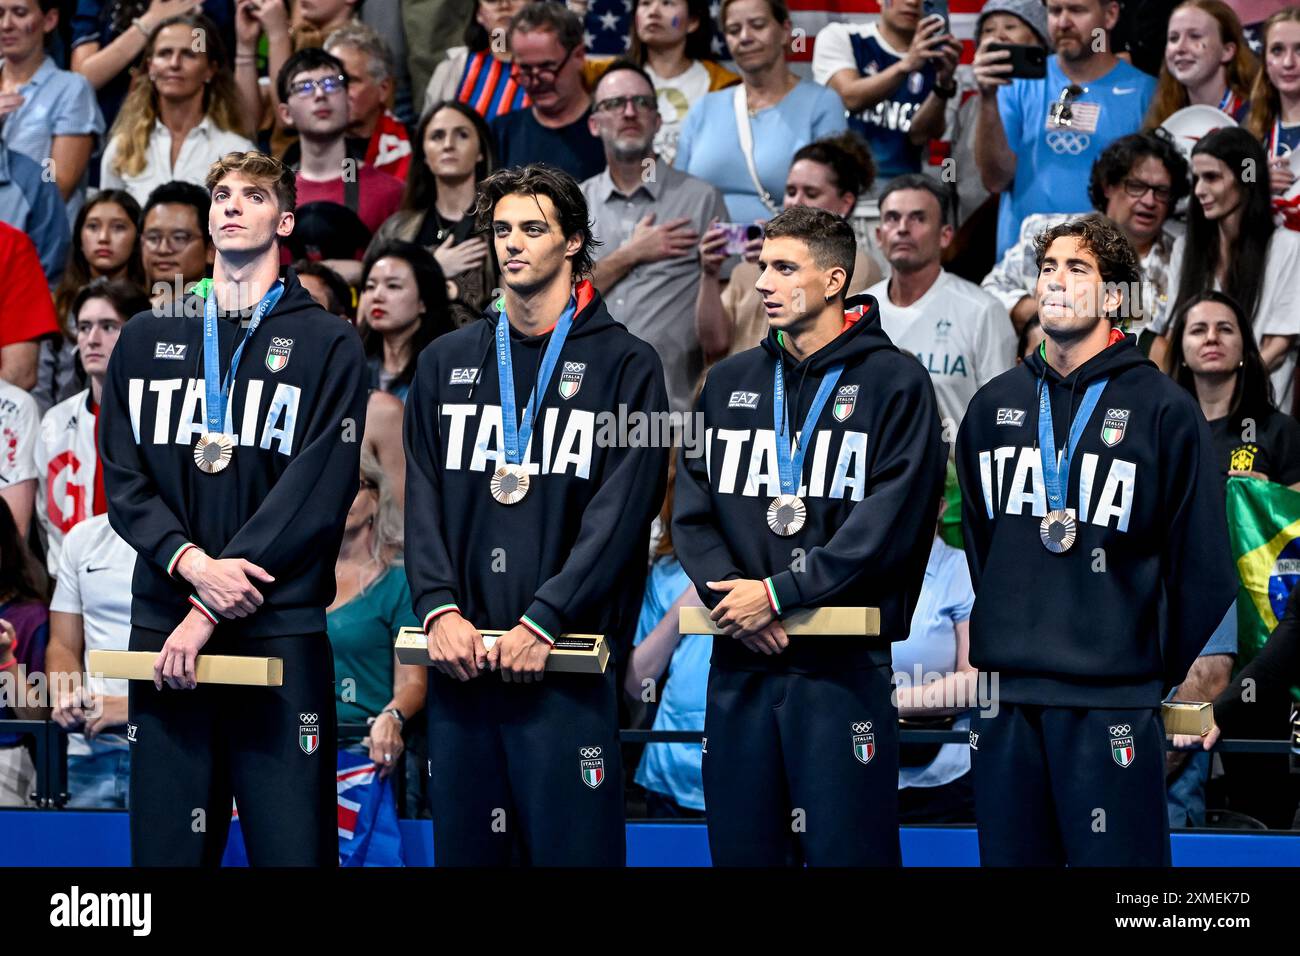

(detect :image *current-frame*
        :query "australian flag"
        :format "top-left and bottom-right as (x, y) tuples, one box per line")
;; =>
(337, 746), (405, 867)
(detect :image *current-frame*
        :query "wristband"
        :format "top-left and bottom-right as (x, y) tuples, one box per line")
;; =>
(934, 80), (957, 99)
(132, 17), (150, 39)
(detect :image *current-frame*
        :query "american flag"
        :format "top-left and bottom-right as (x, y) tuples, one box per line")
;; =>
(581, 0), (986, 66)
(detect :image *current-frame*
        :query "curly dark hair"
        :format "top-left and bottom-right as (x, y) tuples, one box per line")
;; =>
(1034, 213), (1142, 318)
(474, 164), (599, 279)
(1086, 130), (1190, 212)
(792, 132), (876, 204)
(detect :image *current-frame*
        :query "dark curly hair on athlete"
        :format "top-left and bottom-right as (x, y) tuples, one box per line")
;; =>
(1034, 213), (1142, 318)
(474, 163), (600, 280)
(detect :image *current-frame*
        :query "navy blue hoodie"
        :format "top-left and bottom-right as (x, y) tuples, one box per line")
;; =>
(403, 280), (669, 650)
(99, 269), (369, 638)
(672, 293), (946, 673)
(955, 333), (1238, 708)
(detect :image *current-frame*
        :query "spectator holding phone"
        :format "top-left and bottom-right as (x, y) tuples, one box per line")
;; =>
(697, 133), (882, 357)
(1144, 0), (1256, 129)
(813, 0), (962, 191)
(973, 0), (1157, 256)
(931, 0), (1049, 230)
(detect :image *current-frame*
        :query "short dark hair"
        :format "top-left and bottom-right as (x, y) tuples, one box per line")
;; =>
(764, 205), (857, 295)
(71, 277), (151, 325)
(791, 133), (875, 204)
(474, 164), (600, 279)
(293, 260), (354, 318)
(142, 180), (211, 244)
(593, 58), (657, 103)
(1033, 213), (1141, 317)
(507, 3), (584, 53)
(878, 173), (952, 226)
(1087, 130), (1190, 212)
(277, 47), (347, 105)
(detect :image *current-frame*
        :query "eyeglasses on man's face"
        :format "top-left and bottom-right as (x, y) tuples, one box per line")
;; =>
(594, 94), (658, 115)
(510, 44), (577, 86)
(142, 229), (200, 250)
(1120, 177), (1172, 203)
(288, 74), (348, 98)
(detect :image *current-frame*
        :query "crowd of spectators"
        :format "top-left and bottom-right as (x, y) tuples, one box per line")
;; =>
(0, 0), (1295, 838)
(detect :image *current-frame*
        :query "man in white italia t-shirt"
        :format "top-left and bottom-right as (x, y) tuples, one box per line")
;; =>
(867, 174), (1016, 436)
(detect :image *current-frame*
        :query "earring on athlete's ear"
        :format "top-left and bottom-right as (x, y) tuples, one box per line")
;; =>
(1239, 359), (1245, 368)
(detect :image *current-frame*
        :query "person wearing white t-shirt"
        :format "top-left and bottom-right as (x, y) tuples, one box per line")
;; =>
(48, 513), (134, 808)
(868, 175), (1016, 435)
(0, 378), (39, 536)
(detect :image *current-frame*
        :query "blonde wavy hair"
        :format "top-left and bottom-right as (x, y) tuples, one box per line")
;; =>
(108, 12), (248, 179)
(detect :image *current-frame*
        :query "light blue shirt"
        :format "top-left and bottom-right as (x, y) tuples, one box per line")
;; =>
(675, 79), (847, 224)
(0, 141), (68, 284)
(892, 537), (974, 789)
(0, 56), (104, 223)
(995, 58), (1155, 256)
(633, 556), (709, 811)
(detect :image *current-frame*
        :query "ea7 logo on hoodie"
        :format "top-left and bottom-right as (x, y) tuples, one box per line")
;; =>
(996, 408), (1026, 426)
(126, 378), (301, 456)
(448, 367), (480, 386)
(153, 342), (186, 360)
(976, 446), (1136, 532)
(728, 391), (760, 410)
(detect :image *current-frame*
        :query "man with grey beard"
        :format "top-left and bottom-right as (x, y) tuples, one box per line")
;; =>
(580, 60), (730, 415)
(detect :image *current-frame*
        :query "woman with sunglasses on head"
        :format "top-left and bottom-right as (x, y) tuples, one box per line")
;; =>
(99, 12), (255, 204)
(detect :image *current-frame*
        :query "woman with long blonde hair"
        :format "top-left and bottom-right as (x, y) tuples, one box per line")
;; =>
(1244, 6), (1300, 199)
(100, 12), (255, 204)
(1144, 0), (1257, 129)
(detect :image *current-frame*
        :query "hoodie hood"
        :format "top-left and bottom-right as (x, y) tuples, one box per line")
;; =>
(1022, 331), (1153, 450)
(759, 292), (897, 374)
(475, 278), (614, 341)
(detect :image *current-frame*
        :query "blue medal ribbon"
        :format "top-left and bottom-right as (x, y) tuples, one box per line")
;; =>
(1037, 378), (1107, 511)
(495, 297), (577, 465)
(772, 359), (844, 496)
(202, 280), (284, 434)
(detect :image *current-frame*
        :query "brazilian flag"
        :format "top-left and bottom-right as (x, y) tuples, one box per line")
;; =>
(1225, 476), (1300, 666)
